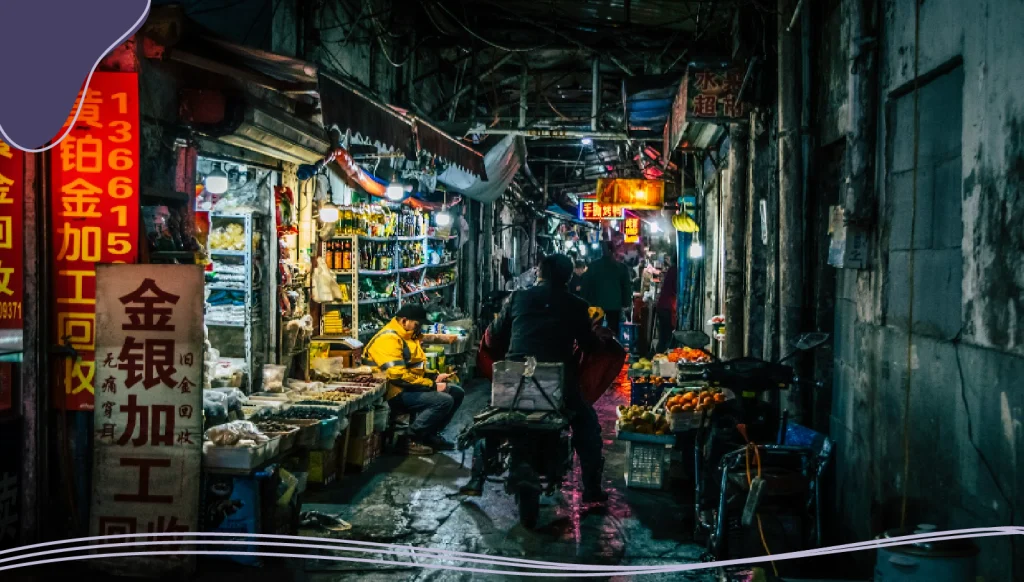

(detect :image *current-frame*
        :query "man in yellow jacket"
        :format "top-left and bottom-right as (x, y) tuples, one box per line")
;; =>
(363, 304), (464, 455)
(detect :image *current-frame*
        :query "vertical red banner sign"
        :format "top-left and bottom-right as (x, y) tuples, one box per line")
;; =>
(50, 72), (141, 411)
(0, 139), (24, 364)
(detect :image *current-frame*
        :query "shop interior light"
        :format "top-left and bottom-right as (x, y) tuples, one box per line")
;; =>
(581, 137), (593, 146)
(435, 211), (452, 227)
(385, 181), (405, 201)
(591, 242), (600, 249)
(647, 221), (661, 233)
(204, 164), (229, 195)
(689, 239), (704, 259)
(319, 204), (339, 223)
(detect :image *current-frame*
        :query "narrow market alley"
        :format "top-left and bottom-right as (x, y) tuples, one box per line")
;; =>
(296, 377), (710, 582)
(1, 1), (1022, 581)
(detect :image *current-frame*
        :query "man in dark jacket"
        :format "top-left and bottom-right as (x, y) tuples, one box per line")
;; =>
(460, 254), (608, 503)
(568, 259), (587, 297)
(582, 241), (633, 336)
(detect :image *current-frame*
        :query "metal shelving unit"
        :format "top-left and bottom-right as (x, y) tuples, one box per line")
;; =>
(206, 212), (259, 393)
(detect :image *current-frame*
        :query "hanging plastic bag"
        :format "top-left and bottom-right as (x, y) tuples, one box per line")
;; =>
(312, 256), (343, 304)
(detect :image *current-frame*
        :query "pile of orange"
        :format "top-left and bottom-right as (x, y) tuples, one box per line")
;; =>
(665, 389), (726, 413)
(665, 347), (712, 364)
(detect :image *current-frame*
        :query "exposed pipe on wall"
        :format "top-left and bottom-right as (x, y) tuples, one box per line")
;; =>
(724, 124), (749, 360)
(778, 0), (804, 419)
(591, 56), (600, 132)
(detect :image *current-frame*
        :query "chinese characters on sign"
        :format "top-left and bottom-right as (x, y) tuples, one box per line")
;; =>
(595, 179), (665, 210)
(686, 66), (747, 120)
(578, 199), (624, 221)
(51, 72), (141, 410)
(623, 217), (640, 244)
(90, 265), (203, 576)
(0, 139), (23, 357)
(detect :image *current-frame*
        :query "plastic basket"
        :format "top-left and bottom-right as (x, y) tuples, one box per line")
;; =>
(624, 441), (670, 489)
(629, 379), (669, 407)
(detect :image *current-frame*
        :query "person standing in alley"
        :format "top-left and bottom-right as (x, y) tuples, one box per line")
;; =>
(363, 304), (464, 455)
(569, 259), (587, 297)
(582, 241), (633, 336)
(655, 256), (679, 354)
(460, 254), (607, 503)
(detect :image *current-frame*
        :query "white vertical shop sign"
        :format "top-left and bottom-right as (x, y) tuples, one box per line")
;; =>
(90, 265), (204, 576)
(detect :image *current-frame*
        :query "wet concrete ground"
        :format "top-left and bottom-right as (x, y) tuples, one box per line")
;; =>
(8, 378), (771, 582)
(294, 377), (725, 582)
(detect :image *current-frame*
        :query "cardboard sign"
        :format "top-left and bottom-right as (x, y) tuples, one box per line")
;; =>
(90, 265), (203, 577)
(0, 140), (23, 354)
(51, 71), (141, 410)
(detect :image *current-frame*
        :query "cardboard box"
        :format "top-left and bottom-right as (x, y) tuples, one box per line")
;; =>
(346, 433), (380, 473)
(491, 361), (564, 411)
(349, 409), (374, 439)
(308, 447), (337, 485)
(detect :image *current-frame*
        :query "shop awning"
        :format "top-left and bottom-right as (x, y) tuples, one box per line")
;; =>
(143, 6), (485, 179)
(436, 135), (524, 203)
(317, 73), (487, 180)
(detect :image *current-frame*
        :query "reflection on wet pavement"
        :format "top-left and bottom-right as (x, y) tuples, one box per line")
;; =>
(297, 376), (723, 581)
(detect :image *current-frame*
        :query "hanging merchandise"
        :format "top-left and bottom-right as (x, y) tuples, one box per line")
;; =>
(313, 257), (346, 303)
(672, 212), (699, 233)
(276, 186), (298, 235)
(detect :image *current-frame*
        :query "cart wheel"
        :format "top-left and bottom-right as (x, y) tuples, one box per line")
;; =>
(516, 489), (541, 529)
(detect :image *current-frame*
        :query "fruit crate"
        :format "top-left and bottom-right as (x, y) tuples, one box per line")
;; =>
(624, 441), (671, 489)
(629, 379), (673, 407)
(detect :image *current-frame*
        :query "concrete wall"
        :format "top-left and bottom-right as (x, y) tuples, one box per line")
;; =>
(820, 1), (1024, 578)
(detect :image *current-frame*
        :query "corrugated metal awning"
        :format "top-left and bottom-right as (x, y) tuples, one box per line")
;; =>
(317, 73), (487, 180)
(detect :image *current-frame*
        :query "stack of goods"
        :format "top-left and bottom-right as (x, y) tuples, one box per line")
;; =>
(661, 387), (728, 431)
(203, 420), (276, 470)
(615, 405), (671, 436)
(207, 263), (247, 290)
(209, 222), (247, 251)
(661, 347), (711, 364)
(206, 289), (245, 325)
(321, 308), (348, 335)
(359, 278), (396, 301)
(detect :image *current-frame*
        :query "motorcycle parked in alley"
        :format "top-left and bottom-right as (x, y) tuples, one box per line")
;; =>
(675, 330), (833, 563)
(456, 359), (574, 529)
(459, 308), (620, 529)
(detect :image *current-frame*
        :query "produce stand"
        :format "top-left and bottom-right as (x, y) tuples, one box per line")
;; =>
(201, 370), (389, 566)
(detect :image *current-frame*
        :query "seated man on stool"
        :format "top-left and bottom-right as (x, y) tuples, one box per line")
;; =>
(364, 304), (464, 455)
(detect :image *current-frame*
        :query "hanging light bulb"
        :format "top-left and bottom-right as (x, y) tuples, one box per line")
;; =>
(435, 193), (452, 226)
(385, 182), (405, 201)
(204, 163), (229, 195)
(319, 203), (339, 223)
(689, 239), (704, 259)
(591, 242), (600, 249)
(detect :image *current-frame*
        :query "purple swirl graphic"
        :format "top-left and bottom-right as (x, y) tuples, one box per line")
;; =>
(0, 0), (150, 151)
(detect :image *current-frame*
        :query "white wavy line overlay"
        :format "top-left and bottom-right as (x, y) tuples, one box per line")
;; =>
(0, 0), (152, 152)
(0, 528), (1019, 577)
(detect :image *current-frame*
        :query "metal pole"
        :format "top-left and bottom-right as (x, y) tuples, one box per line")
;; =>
(778, 0), (804, 418)
(478, 128), (630, 140)
(19, 151), (45, 545)
(519, 63), (528, 129)
(591, 56), (600, 132)
(724, 124), (748, 360)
